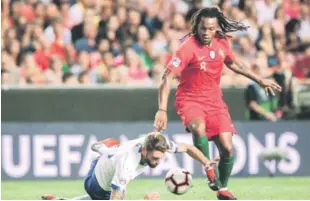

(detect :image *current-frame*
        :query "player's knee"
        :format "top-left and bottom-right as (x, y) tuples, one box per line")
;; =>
(221, 145), (234, 157)
(187, 121), (205, 137)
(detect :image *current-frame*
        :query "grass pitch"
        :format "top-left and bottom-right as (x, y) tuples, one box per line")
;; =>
(2, 177), (310, 200)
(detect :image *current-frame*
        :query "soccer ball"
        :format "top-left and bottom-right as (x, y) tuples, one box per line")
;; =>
(165, 168), (193, 195)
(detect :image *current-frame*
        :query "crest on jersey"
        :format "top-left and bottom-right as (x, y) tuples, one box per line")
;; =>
(171, 57), (181, 68)
(209, 50), (216, 59)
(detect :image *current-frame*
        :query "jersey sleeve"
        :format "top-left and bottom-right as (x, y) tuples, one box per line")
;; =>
(167, 140), (180, 153)
(110, 155), (133, 192)
(166, 42), (192, 76)
(222, 39), (235, 64)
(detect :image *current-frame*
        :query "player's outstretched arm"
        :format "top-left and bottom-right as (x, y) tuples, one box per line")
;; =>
(154, 69), (175, 131)
(110, 189), (160, 200)
(144, 192), (160, 200)
(225, 60), (282, 95)
(176, 143), (219, 169)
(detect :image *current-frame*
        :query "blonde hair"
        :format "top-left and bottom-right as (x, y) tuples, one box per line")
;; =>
(144, 132), (169, 152)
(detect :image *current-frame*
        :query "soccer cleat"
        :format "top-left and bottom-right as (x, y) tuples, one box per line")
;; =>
(100, 138), (120, 148)
(41, 194), (66, 200)
(205, 157), (221, 191)
(205, 168), (221, 191)
(216, 190), (237, 200)
(91, 138), (120, 153)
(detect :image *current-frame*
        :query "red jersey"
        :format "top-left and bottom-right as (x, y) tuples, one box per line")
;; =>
(167, 35), (235, 101)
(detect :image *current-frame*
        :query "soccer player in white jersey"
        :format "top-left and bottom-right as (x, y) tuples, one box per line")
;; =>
(42, 132), (219, 200)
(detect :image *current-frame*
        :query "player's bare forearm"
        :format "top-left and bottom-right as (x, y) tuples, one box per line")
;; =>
(178, 143), (209, 166)
(158, 69), (174, 111)
(226, 60), (262, 84)
(110, 189), (125, 200)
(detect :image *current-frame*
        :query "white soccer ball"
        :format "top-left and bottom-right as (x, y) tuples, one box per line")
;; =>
(165, 168), (193, 195)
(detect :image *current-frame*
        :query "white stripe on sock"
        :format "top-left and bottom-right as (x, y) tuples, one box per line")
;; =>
(219, 187), (228, 191)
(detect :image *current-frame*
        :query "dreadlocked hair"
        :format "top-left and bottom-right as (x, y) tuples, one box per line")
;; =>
(190, 7), (249, 38)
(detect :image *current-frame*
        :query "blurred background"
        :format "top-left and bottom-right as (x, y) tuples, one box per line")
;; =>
(1, 0), (310, 200)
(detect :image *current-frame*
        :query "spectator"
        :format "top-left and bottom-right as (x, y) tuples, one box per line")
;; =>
(298, 3), (310, 43)
(1, 0), (309, 89)
(62, 72), (79, 85)
(78, 70), (92, 85)
(96, 3), (114, 42)
(116, 9), (142, 47)
(44, 18), (72, 45)
(71, 51), (91, 76)
(45, 56), (64, 85)
(125, 48), (151, 85)
(255, 0), (278, 25)
(6, 39), (22, 66)
(104, 16), (121, 43)
(245, 65), (278, 121)
(109, 65), (129, 84)
(33, 2), (46, 27)
(33, 39), (51, 71)
(293, 46), (310, 81)
(117, 6), (127, 25)
(1, 51), (21, 85)
(255, 24), (278, 67)
(75, 23), (97, 52)
(68, 0), (96, 28)
(236, 36), (256, 68)
(71, 8), (98, 44)
(272, 6), (286, 38)
(283, 0), (301, 19)
(45, 3), (61, 27)
(21, 53), (46, 85)
(285, 18), (302, 52)
(59, 0), (72, 29)
(131, 25), (150, 56)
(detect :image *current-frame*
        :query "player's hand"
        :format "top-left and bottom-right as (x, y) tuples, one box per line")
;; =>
(154, 110), (168, 131)
(144, 192), (160, 200)
(259, 79), (282, 96)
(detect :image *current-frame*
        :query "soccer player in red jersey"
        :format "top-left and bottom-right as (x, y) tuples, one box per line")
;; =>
(154, 7), (282, 200)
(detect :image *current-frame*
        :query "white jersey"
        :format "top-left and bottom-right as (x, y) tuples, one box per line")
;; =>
(94, 136), (178, 192)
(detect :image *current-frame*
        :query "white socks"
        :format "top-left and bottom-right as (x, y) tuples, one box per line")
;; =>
(72, 194), (92, 200)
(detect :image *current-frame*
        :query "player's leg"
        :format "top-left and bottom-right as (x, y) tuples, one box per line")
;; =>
(72, 195), (92, 200)
(42, 194), (92, 200)
(214, 133), (234, 188)
(187, 118), (210, 159)
(206, 111), (237, 199)
(176, 101), (211, 159)
(213, 133), (236, 200)
(186, 118), (221, 191)
(100, 138), (120, 148)
(91, 138), (120, 156)
(84, 159), (112, 200)
(176, 101), (220, 190)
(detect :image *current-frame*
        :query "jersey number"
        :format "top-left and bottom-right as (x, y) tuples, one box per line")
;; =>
(200, 62), (207, 71)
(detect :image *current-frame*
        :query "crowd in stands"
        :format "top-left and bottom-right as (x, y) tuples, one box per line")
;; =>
(1, 0), (310, 87)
